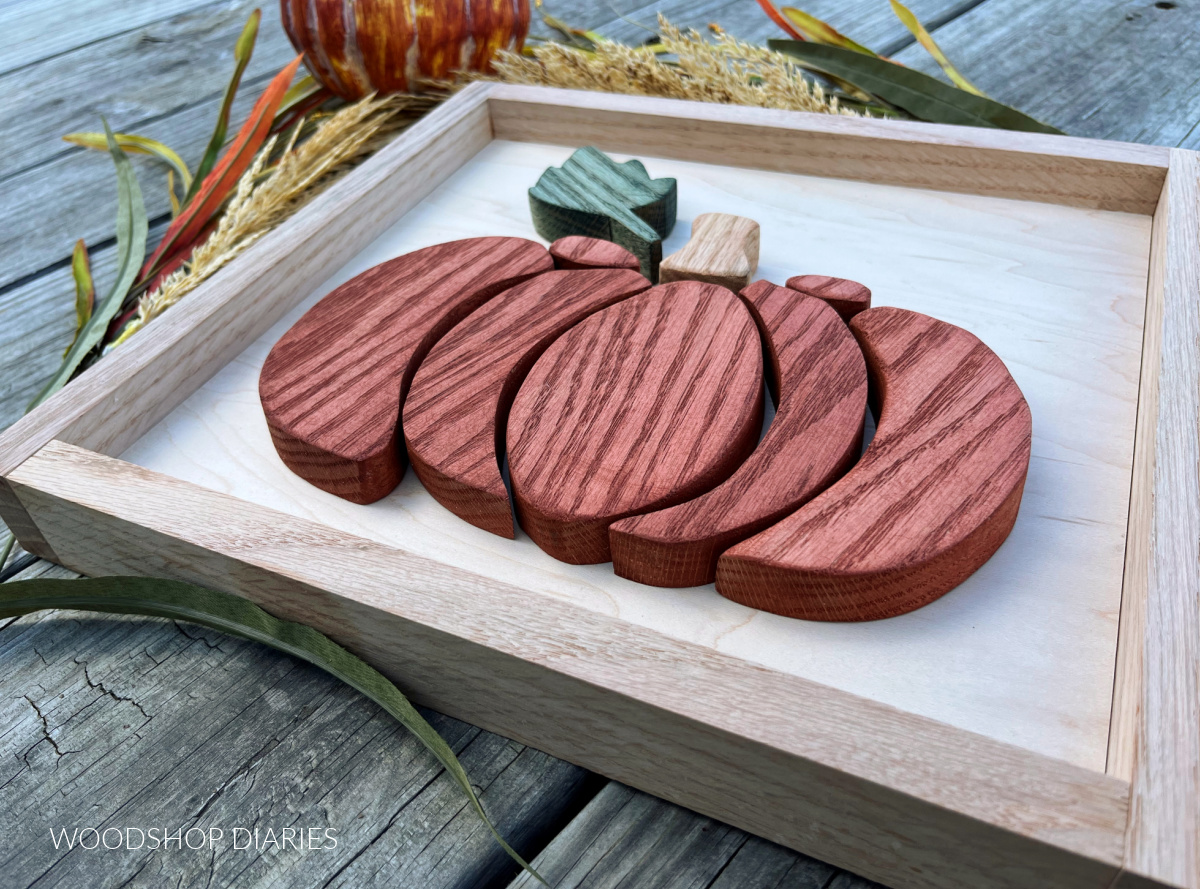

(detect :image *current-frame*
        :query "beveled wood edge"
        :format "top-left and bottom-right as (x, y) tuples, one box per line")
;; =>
(8, 439), (1130, 889)
(1118, 151), (1200, 889)
(487, 85), (1169, 213)
(1107, 178), (1167, 781)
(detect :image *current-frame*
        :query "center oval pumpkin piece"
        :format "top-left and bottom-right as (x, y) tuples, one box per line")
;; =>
(507, 281), (764, 564)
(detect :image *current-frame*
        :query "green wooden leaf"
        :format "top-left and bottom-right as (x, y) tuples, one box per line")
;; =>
(183, 8), (260, 209)
(0, 574), (546, 885)
(62, 131), (192, 190)
(29, 120), (148, 411)
(889, 0), (986, 96)
(769, 40), (1062, 134)
(65, 239), (95, 357)
(529, 146), (677, 281)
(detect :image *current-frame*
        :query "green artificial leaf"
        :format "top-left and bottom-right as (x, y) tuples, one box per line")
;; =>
(65, 239), (95, 356)
(0, 574), (546, 885)
(62, 131), (193, 190)
(781, 7), (877, 55)
(28, 120), (148, 411)
(769, 40), (1061, 133)
(889, 0), (985, 96)
(183, 8), (261, 208)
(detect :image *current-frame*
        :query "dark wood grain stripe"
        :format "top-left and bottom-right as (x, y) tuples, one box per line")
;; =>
(259, 237), (552, 504)
(404, 268), (649, 537)
(717, 306), (1032, 621)
(610, 281), (867, 586)
(507, 280), (763, 564)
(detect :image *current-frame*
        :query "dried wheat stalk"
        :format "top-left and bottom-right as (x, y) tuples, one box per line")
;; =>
(491, 16), (855, 116)
(113, 92), (438, 346)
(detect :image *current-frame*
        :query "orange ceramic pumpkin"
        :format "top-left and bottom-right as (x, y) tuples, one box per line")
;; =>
(281, 0), (530, 99)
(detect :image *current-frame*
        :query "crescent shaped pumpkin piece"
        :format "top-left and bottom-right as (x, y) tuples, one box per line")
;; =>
(507, 281), (764, 565)
(259, 237), (552, 505)
(716, 306), (1033, 621)
(610, 281), (867, 587)
(549, 236), (642, 272)
(404, 268), (650, 538)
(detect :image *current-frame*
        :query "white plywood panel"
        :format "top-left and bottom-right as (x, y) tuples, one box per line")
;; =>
(122, 139), (1151, 771)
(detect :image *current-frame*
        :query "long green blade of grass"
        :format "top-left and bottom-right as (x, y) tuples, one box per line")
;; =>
(0, 574), (545, 884)
(770, 40), (1062, 133)
(28, 120), (148, 410)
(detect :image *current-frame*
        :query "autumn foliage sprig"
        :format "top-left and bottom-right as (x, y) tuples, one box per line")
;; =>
(29, 11), (328, 411)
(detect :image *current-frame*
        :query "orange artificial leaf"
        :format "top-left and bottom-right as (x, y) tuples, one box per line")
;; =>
(140, 54), (303, 282)
(781, 7), (877, 56)
(756, 0), (805, 39)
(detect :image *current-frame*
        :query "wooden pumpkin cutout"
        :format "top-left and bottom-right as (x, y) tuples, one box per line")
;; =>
(507, 281), (763, 564)
(404, 268), (650, 537)
(786, 274), (872, 322)
(549, 236), (642, 272)
(610, 281), (867, 587)
(659, 212), (760, 292)
(259, 237), (552, 504)
(529, 147), (677, 281)
(717, 307), (1032, 621)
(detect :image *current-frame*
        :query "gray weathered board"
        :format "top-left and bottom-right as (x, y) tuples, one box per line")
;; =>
(2, 0), (1199, 886)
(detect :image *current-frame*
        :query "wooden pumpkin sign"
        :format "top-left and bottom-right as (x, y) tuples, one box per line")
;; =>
(260, 203), (1031, 621)
(281, 0), (530, 98)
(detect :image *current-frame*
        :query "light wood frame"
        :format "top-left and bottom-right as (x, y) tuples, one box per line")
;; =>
(1, 84), (1195, 889)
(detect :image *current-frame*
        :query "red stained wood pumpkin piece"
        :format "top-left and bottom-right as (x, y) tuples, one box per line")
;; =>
(610, 281), (867, 587)
(507, 281), (764, 564)
(404, 268), (650, 537)
(716, 306), (1032, 621)
(259, 237), (552, 504)
(549, 236), (642, 272)
(786, 274), (872, 322)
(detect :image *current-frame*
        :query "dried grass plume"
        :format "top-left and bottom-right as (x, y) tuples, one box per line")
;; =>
(114, 93), (438, 346)
(491, 16), (856, 116)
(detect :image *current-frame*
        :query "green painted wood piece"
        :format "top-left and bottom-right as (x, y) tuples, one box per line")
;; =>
(528, 147), (677, 282)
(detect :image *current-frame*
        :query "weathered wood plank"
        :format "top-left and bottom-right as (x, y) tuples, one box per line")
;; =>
(527, 0), (976, 55)
(0, 69), (297, 300)
(891, 0), (1200, 147)
(0, 221), (169, 432)
(0, 568), (596, 888)
(508, 781), (884, 889)
(0, 0), (217, 76)
(0, 0), (296, 182)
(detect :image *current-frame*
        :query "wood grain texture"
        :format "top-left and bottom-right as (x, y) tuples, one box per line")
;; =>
(0, 568), (594, 889)
(610, 282), (866, 587)
(507, 781), (846, 889)
(6, 441), (1132, 889)
(718, 307), (1032, 622)
(404, 268), (649, 537)
(260, 236), (552, 504)
(786, 275), (872, 323)
(524, 0), (974, 59)
(490, 85), (1169, 214)
(659, 212), (760, 291)
(0, 0), (294, 183)
(1120, 151), (1200, 889)
(528, 146), (677, 281)
(116, 135), (1149, 772)
(508, 281), (763, 564)
(549, 236), (641, 272)
(891, 0), (1200, 150)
